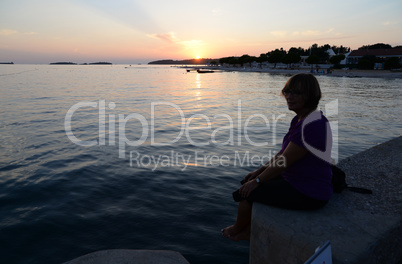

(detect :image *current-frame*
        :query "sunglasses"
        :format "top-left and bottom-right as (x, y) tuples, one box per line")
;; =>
(282, 89), (302, 96)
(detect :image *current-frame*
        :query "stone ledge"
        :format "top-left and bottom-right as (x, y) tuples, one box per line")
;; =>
(250, 202), (401, 264)
(249, 136), (402, 264)
(63, 249), (190, 264)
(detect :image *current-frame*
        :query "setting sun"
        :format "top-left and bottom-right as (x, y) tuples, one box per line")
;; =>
(0, 0), (400, 64)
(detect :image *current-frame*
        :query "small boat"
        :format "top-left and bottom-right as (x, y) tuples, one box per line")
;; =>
(197, 69), (214, 73)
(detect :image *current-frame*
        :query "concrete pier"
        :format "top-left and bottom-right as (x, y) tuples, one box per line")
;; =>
(63, 249), (190, 264)
(249, 136), (402, 264)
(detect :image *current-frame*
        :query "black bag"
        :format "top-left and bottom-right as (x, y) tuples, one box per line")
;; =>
(331, 165), (347, 193)
(331, 165), (372, 194)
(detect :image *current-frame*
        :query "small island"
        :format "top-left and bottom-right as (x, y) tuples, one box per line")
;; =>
(50, 62), (77, 65)
(50, 61), (112, 65)
(0, 62), (14, 64)
(88, 62), (112, 65)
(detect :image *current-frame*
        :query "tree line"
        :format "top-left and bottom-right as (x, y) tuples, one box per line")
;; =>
(217, 43), (400, 69)
(218, 44), (349, 68)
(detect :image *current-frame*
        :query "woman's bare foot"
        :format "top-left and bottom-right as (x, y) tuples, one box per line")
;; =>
(221, 225), (241, 239)
(230, 224), (251, 242)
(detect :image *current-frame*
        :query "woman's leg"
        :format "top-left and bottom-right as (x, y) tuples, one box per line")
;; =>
(247, 176), (328, 210)
(222, 199), (252, 240)
(223, 177), (328, 241)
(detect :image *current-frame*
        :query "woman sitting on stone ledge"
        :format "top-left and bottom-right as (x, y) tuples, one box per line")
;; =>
(222, 73), (333, 242)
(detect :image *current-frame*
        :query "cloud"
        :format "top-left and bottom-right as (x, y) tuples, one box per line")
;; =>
(294, 30), (320, 36)
(271, 29), (329, 37)
(147, 32), (204, 51)
(302, 30), (321, 36)
(0, 29), (37, 36)
(382, 21), (397, 26)
(147, 32), (178, 43)
(212, 8), (222, 16)
(0, 29), (18, 36)
(180, 40), (202, 49)
(292, 28), (335, 36)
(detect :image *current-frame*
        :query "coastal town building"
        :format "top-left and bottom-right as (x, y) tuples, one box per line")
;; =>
(339, 51), (351, 65)
(326, 49), (336, 57)
(347, 48), (402, 65)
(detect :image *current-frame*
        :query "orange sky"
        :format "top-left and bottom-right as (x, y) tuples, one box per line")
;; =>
(1, 0), (401, 63)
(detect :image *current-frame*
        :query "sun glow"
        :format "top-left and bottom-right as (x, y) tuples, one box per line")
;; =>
(196, 55), (201, 59)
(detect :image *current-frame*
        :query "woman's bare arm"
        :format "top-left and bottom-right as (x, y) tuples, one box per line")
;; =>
(239, 142), (308, 198)
(242, 151), (283, 184)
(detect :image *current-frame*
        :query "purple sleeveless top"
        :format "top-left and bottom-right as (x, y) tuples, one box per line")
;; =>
(281, 111), (333, 200)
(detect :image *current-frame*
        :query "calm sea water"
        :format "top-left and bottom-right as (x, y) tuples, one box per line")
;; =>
(0, 65), (401, 264)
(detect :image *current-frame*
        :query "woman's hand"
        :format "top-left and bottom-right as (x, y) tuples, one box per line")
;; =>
(242, 171), (256, 185)
(239, 179), (259, 198)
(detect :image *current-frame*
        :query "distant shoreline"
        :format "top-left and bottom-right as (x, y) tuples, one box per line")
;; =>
(148, 58), (216, 65)
(49, 62), (112, 65)
(181, 66), (402, 79)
